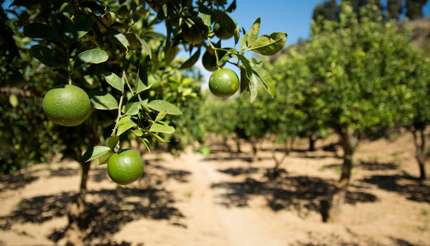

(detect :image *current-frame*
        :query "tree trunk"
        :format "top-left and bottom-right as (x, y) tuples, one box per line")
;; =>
(267, 141), (289, 180)
(338, 128), (355, 186)
(222, 136), (231, 152)
(320, 127), (356, 223)
(412, 128), (427, 180)
(250, 139), (258, 162)
(235, 137), (242, 153)
(63, 161), (91, 245)
(308, 135), (317, 151)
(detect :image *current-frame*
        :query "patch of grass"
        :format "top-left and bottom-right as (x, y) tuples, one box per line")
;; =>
(198, 145), (211, 156)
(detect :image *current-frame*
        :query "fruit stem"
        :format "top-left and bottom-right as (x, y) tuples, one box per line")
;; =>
(67, 48), (73, 85)
(207, 39), (220, 68)
(111, 94), (124, 136)
(124, 76), (134, 95)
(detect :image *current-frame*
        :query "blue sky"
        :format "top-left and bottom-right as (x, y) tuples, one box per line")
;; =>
(229, 0), (322, 45)
(3, 0), (429, 45)
(228, 0), (430, 46)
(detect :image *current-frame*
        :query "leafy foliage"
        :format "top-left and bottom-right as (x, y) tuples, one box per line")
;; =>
(0, 0), (286, 171)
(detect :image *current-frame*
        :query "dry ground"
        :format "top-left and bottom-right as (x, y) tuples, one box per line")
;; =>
(0, 133), (429, 246)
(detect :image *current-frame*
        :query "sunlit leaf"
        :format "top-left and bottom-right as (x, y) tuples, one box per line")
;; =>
(114, 33), (129, 49)
(104, 73), (124, 92)
(148, 100), (182, 115)
(82, 145), (112, 163)
(91, 93), (118, 110)
(250, 32), (287, 56)
(78, 48), (109, 64)
(116, 116), (137, 136)
(149, 122), (175, 134)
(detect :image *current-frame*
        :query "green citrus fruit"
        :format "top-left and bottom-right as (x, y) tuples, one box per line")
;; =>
(202, 50), (227, 72)
(209, 68), (239, 97)
(42, 84), (91, 127)
(182, 22), (208, 45)
(214, 22), (235, 40)
(107, 149), (144, 185)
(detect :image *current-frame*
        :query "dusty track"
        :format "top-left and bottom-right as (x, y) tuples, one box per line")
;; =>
(1, 134), (430, 245)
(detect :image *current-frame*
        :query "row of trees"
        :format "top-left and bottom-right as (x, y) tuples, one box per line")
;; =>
(198, 3), (430, 186)
(313, 0), (429, 21)
(190, 2), (429, 222)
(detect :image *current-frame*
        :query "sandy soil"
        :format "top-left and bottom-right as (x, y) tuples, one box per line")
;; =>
(0, 133), (430, 246)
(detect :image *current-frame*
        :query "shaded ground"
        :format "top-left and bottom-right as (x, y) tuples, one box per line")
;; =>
(0, 133), (429, 245)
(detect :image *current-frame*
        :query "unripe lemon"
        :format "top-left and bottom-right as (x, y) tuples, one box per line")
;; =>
(42, 84), (91, 127)
(209, 68), (239, 97)
(214, 22), (235, 40)
(107, 149), (144, 185)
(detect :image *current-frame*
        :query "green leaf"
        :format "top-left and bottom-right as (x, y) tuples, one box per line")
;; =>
(180, 49), (201, 69)
(125, 33), (141, 49)
(30, 45), (65, 67)
(249, 32), (287, 56)
(155, 112), (167, 121)
(104, 73), (124, 92)
(234, 26), (240, 45)
(135, 78), (151, 94)
(165, 45), (180, 64)
(240, 65), (250, 93)
(91, 93), (118, 110)
(114, 33), (129, 49)
(149, 122), (175, 134)
(82, 146), (112, 163)
(226, 0), (237, 12)
(116, 116), (137, 136)
(124, 102), (143, 115)
(9, 94), (18, 107)
(237, 54), (271, 97)
(249, 73), (259, 102)
(96, 151), (113, 165)
(199, 12), (211, 27)
(133, 128), (144, 137)
(148, 100), (182, 115)
(106, 136), (119, 150)
(78, 48), (109, 64)
(246, 18), (261, 48)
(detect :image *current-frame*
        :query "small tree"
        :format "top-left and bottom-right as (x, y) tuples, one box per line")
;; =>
(401, 52), (430, 180)
(305, 3), (418, 186)
(267, 3), (428, 222)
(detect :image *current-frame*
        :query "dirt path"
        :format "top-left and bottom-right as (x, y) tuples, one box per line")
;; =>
(1, 134), (430, 245)
(184, 153), (286, 246)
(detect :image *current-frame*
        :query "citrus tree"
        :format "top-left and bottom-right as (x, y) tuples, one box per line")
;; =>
(270, 2), (425, 187)
(1, 0), (286, 243)
(401, 52), (430, 180)
(268, 46), (329, 153)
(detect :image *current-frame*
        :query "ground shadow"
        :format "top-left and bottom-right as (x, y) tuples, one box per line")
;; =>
(150, 164), (192, 183)
(322, 161), (399, 172)
(203, 154), (274, 163)
(362, 174), (430, 203)
(390, 237), (416, 246)
(211, 172), (377, 218)
(0, 172), (39, 192)
(217, 167), (262, 176)
(48, 167), (80, 177)
(0, 186), (184, 244)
